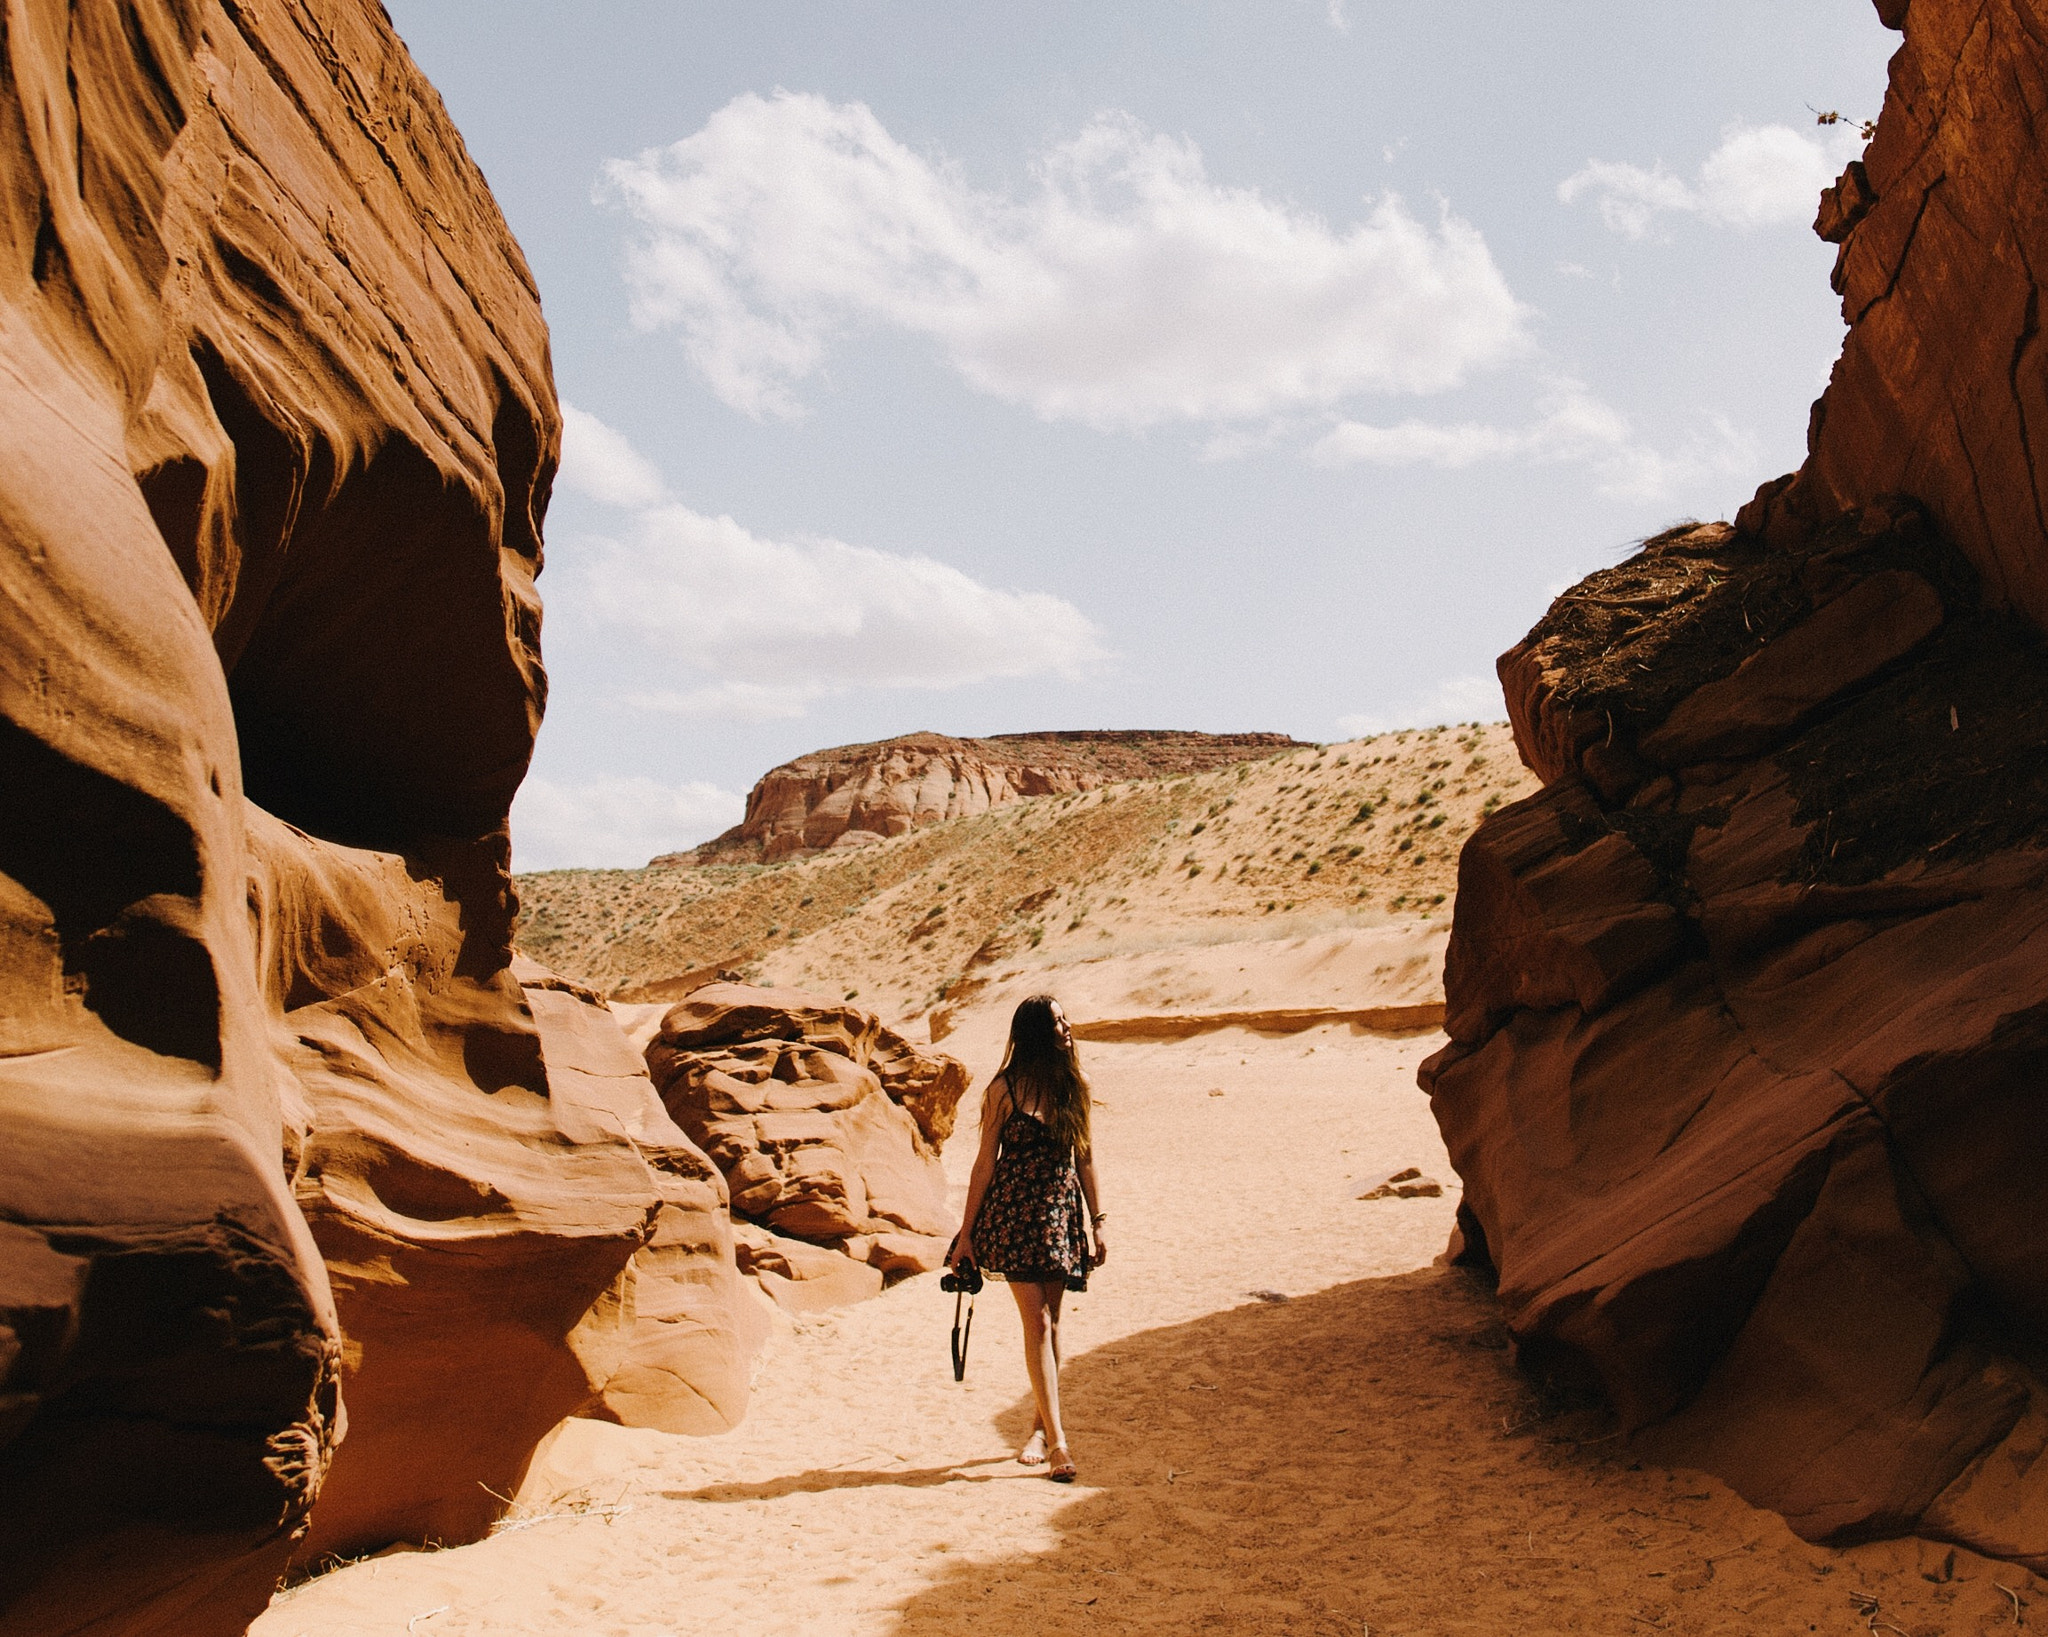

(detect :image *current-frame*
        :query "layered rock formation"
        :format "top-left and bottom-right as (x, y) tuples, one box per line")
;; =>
(0, 4), (750, 1631)
(669, 730), (1305, 864)
(1747, 0), (2048, 634)
(646, 985), (969, 1305)
(1428, 0), (2048, 1566)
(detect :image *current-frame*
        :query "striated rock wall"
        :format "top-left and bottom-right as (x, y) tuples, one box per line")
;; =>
(1747, 0), (2048, 633)
(1430, 0), (2048, 1567)
(0, 4), (752, 1631)
(672, 730), (1306, 864)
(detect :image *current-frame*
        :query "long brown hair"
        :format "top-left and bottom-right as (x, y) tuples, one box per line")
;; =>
(996, 994), (1091, 1155)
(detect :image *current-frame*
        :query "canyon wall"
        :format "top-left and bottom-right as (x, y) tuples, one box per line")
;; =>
(673, 730), (1305, 864)
(0, 5), (750, 1633)
(1429, 0), (2048, 1565)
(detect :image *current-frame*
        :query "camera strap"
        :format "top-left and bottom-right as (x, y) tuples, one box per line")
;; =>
(950, 1289), (975, 1381)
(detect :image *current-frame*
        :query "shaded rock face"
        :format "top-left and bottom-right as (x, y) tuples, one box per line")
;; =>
(673, 730), (1305, 864)
(1436, 506), (2048, 1557)
(646, 985), (970, 1305)
(1747, 0), (2048, 635)
(1429, 0), (2048, 1558)
(0, 4), (747, 1630)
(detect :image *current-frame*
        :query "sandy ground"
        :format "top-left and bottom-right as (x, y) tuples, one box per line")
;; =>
(254, 1013), (2043, 1637)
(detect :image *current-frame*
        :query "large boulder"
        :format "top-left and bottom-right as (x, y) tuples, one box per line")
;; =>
(0, 3), (751, 1630)
(513, 963), (764, 1440)
(1429, 0), (2048, 1557)
(646, 984), (969, 1298)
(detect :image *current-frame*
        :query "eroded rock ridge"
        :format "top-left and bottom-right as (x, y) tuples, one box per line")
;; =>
(668, 730), (1307, 864)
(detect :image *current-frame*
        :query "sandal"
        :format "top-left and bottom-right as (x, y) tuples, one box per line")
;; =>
(1047, 1445), (1077, 1483)
(1018, 1429), (1048, 1466)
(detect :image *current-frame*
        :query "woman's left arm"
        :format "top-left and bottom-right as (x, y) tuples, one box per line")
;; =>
(1076, 1148), (1107, 1268)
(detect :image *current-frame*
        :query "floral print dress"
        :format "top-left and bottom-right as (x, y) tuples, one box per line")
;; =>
(971, 1104), (1090, 1291)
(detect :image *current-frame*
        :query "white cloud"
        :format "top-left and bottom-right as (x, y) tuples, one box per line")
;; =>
(1197, 421), (1296, 463)
(557, 408), (1108, 723)
(1313, 418), (1516, 470)
(1560, 122), (1861, 239)
(1336, 674), (1506, 739)
(557, 402), (670, 507)
(1325, 0), (1351, 34)
(584, 503), (1106, 698)
(599, 93), (1529, 429)
(512, 774), (743, 871)
(1309, 377), (1757, 502)
(625, 680), (821, 722)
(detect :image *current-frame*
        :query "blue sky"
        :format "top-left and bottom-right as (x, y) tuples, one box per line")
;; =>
(380, 1), (1896, 868)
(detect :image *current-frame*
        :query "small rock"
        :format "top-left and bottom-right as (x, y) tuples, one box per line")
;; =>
(1248, 1290), (1291, 1304)
(1360, 1167), (1444, 1200)
(1208, 1088), (1225, 1097)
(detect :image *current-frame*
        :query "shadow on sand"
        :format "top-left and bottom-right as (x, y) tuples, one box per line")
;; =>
(881, 1266), (2024, 1637)
(892, 1266), (1573, 1635)
(661, 1456), (1023, 1504)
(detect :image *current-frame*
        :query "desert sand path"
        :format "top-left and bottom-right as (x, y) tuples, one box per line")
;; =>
(257, 1027), (2033, 1637)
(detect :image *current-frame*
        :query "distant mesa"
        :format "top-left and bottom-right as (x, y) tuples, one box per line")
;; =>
(657, 729), (1308, 865)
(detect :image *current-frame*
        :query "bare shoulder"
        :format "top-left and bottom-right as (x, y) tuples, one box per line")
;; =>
(984, 1072), (1012, 1118)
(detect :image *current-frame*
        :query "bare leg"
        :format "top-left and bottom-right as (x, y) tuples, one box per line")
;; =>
(1041, 1283), (1076, 1479)
(1019, 1290), (1066, 1464)
(1009, 1281), (1070, 1468)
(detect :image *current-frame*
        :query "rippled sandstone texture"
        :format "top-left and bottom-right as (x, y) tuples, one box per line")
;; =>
(671, 730), (1307, 864)
(646, 985), (969, 1305)
(1429, 0), (2048, 1567)
(0, 4), (749, 1632)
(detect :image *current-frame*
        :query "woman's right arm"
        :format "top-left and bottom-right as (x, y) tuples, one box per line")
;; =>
(951, 1075), (1008, 1267)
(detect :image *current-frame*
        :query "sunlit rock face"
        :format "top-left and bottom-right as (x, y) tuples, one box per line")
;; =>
(1428, 0), (2048, 1568)
(0, 5), (747, 1632)
(646, 984), (970, 1306)
(673, 730), (1308, 864)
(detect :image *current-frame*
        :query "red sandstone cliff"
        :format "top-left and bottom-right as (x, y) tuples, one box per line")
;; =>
(1429, 0), (2048, 1567)
(0, 6), (752, 1632)
(669, 730), (1306, 864)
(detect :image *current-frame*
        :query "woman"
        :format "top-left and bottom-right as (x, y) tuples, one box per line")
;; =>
(950, 994), (1107, 1484)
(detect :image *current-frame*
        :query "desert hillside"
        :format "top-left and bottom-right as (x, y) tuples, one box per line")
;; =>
(516, 721), (1537, 1026)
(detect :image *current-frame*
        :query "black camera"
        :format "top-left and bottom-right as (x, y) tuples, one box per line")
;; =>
(941, 1259), (983, 1295)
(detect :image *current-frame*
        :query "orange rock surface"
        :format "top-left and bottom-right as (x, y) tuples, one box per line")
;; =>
(1746, 0), (2048, 634)
(1432, 0), (2048, 1567)
(645, 985), (968, 1305)
(0, 5), (749, 1631)
(671, 730), (1305, 864)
